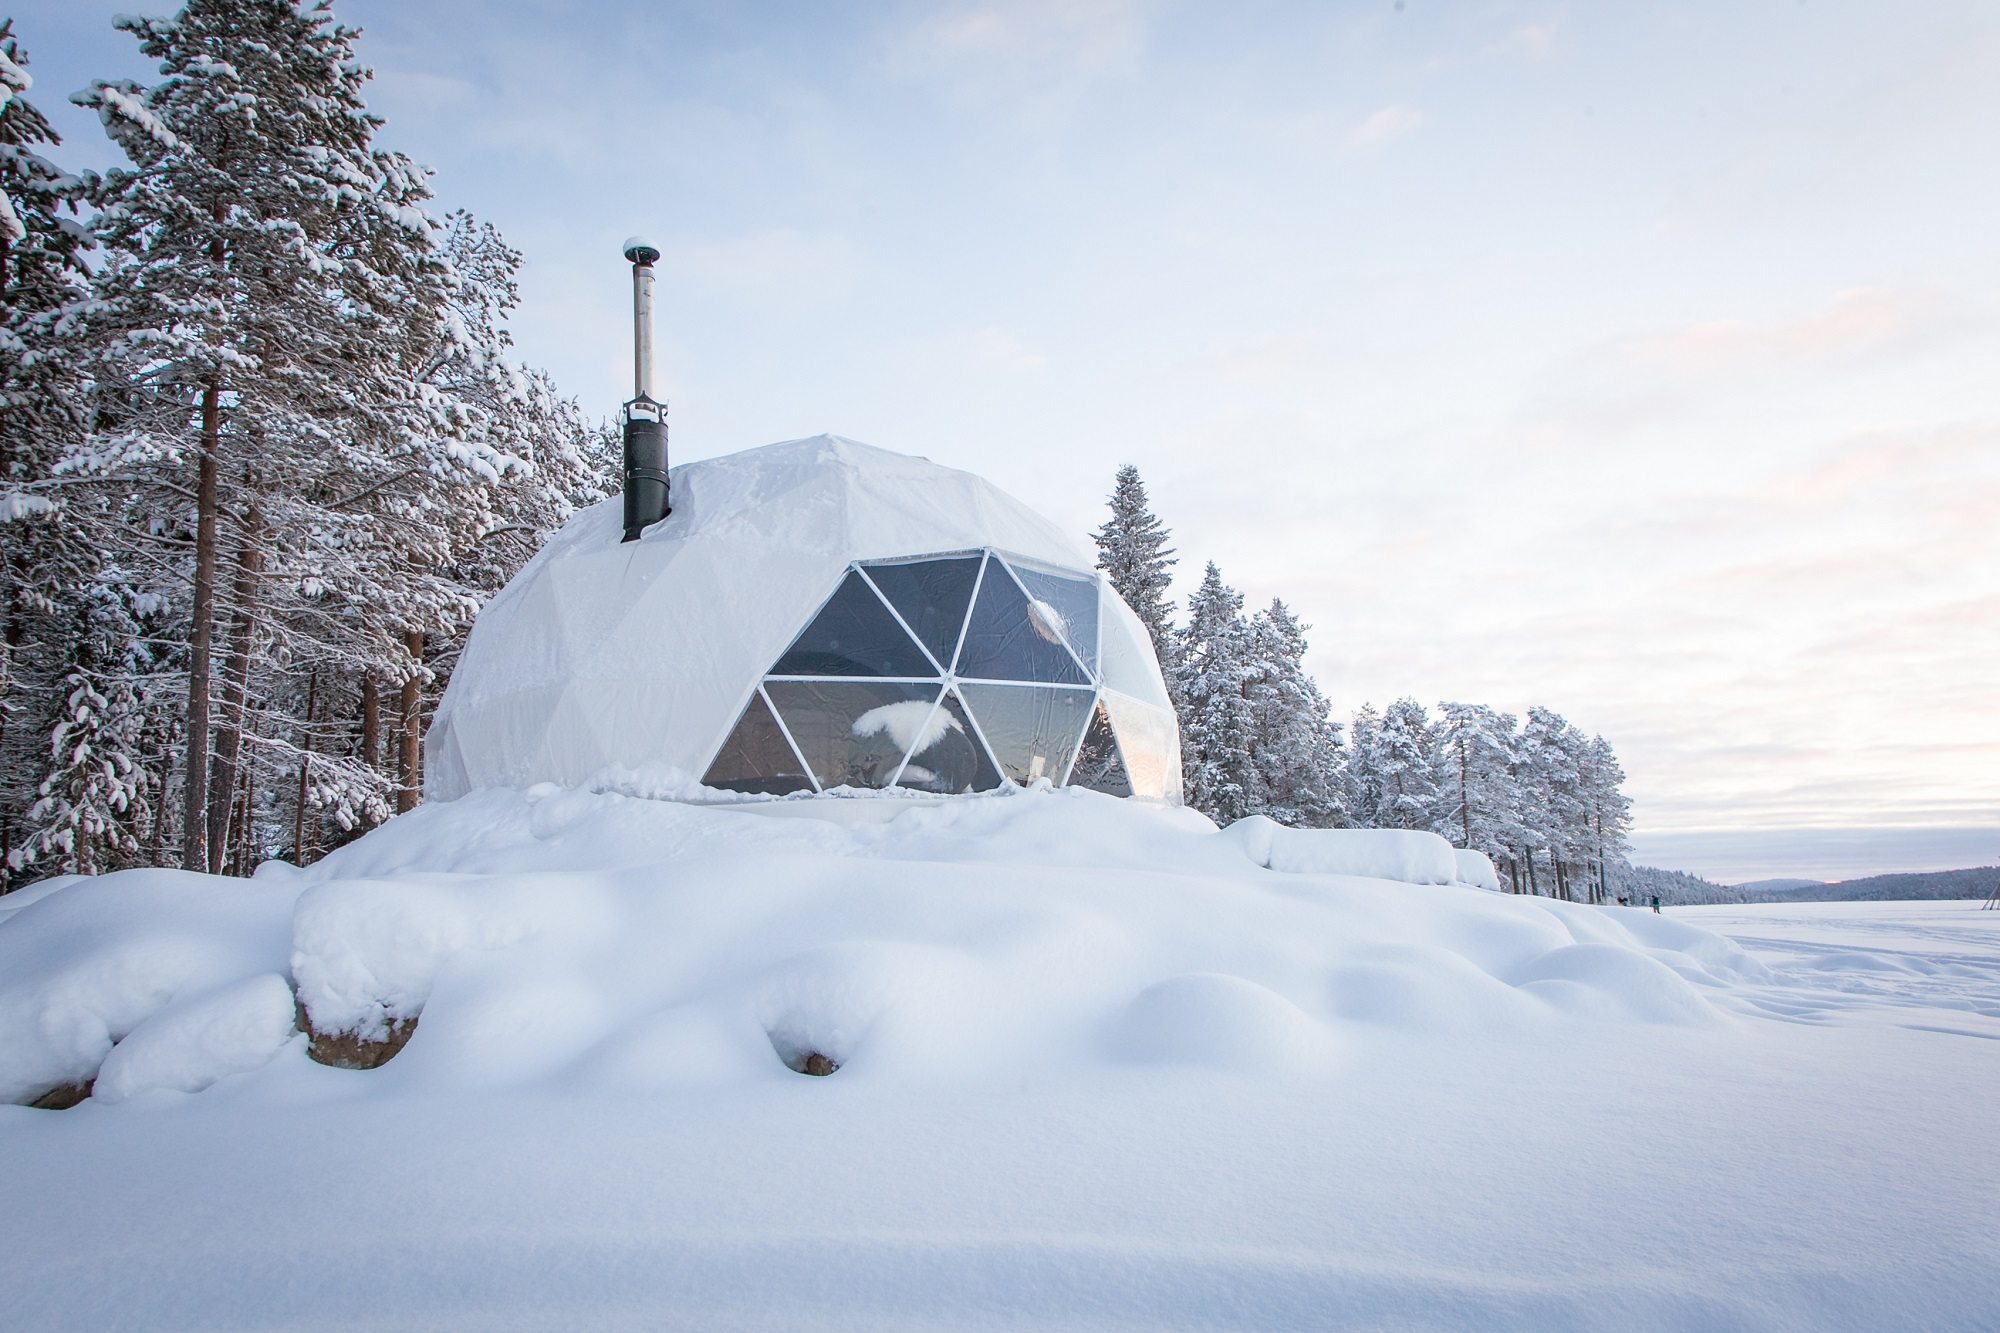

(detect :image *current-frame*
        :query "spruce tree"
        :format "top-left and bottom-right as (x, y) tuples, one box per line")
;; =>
(1092, 465), (1178, 670)
(1244, 599), (1344, 826)
(0, 23), (144, 883)
(1172, 563), (1256, 824)
(1344, 703), (1384, 828)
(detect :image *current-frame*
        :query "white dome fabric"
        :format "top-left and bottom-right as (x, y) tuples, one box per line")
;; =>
(427, 435), (1182, 804)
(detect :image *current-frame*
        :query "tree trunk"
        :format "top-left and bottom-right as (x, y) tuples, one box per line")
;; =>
(396, 629), (424, 813)
(206, 506), (265, 874)
(359, 672), (380, 772)
(181, 374), (224, 871)
(293, 670), (318, 864)
(1456, 737), (1471, 849)
(1524, 846), (1540, 896)
(228, 778), (252, 876)
(0, 596), (18, 887)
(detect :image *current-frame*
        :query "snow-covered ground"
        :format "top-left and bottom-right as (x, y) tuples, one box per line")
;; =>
(3, 790), (1996, 1330)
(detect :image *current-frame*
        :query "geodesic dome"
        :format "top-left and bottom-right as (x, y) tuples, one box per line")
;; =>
(426, 435), (1181, 804)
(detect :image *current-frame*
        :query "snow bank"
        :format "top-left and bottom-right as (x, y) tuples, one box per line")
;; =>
(1, 786), (1774, 1111)
(92, 974), (299, 1103)
(1453, 848), (1501, 890)
(1225, 817), (1460, 885)
(5, 791), (1994, 1327)
(0, 870), (298, 1104)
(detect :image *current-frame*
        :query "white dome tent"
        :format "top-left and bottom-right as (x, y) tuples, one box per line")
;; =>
(426, 435), (1182, 804)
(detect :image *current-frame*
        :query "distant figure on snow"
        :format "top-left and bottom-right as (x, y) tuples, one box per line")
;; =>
(1651, 895), (1662, 914)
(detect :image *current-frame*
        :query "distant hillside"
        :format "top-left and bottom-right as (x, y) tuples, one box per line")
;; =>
(1607, 865), (1746, 906)
(1734, 877), (1825, 894)
(1742, 867), (1999, 903)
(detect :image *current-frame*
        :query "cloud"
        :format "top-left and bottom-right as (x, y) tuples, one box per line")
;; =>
(1622, 287), (1960, 377)
(1506, 287), (1984, 448)
(1343, 103), (1426, 153)
(1492, 22), (1560, 61)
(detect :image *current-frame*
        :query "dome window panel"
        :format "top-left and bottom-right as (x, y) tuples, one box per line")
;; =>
(766, 681), (944, 791)
(891, 689), (1005, 794)
(1067, 700), (1133, 798)
(702, 689), (817, 795)
(959, 682), (1097, 786)
(954, 557), (1091, 686)
(770, 569), (937, 678)
(1098, 690), (1180, 802)
(859, 557), (983, 673)
(1096, 602), (1174, 711)
(1011, 564), (1100, 676)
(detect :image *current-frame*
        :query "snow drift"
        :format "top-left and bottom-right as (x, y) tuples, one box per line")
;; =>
(0, 786), (1762, 1106)
(3, 787), (1995, 1330)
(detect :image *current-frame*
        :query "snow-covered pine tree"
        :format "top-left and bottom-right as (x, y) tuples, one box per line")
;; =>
(1172, 563), (1256, 824)
(1244, 599), (1344, 827)
(1512, 706), (1591, 898)
(1374, 698), (1441, 832)
(1092, 465), (1178, 672)
(1433, 701), (1522, 882)
(13, 584), (153, 876)
(1344, 702), (1384, 828)
(266, 212), (610, 857)
(0, 23), (144, 885)
(72, 0), (508, 870)
(1580, 733), (1633, 903)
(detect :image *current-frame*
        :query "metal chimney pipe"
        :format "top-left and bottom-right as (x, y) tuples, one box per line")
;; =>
(620, 236), (670, 543)
(631, 249), (655, 400)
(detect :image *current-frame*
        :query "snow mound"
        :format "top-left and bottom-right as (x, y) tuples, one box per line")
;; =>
(1224, 817), (1460, 885)
(1453, 848), (1501, 890)
(1110, 972), (1336, 1073)
(0, 871), (299, 1104)
(0, 786), (1782, 1108)
(92, 974), (299, 1104)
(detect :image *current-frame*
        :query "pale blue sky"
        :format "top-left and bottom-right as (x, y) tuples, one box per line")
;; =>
(15, 1), (2000, 881)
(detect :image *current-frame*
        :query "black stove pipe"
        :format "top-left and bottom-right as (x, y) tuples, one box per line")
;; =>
(620, 236), (670, 542)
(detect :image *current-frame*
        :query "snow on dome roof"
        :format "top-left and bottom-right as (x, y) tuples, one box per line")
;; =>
(427, 435), (1181, 804)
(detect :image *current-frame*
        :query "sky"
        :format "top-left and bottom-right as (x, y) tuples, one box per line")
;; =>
(12, 0), (1999, 883)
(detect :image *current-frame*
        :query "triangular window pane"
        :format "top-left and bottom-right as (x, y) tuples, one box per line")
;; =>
(861, 557), (982, 672)
(1011, 564), (1100, 677)
(954, 558), (1089, 685)
(771, 570), (936, 677)
(960, 683), (1096, 786)
(1100, 689), (1181, 802)
(702, 692), (815, 795)
(1067, 700), (1132, 796)
(766, 680), (941, 791)
(893, 690), (1004, 794)
(1098, 602), (1173, 710)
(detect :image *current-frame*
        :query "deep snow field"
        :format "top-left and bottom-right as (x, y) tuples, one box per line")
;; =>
(3, 786), (1997, 1331)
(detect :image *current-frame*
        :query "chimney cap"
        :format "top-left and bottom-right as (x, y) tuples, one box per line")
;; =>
(622, 235), (661, 266)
